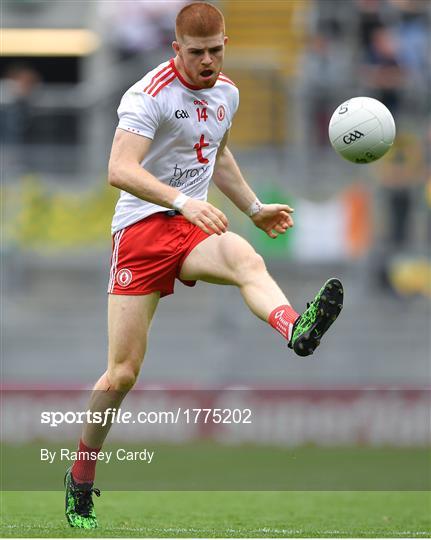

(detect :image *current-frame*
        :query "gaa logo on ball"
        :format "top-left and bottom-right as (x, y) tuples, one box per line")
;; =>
(328, 97), (396, 163)
(116, 268), (132, 287)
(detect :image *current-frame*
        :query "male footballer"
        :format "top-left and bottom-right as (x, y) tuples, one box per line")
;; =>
(64, 2), (343, 528)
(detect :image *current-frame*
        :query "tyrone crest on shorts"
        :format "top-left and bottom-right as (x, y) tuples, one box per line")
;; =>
(116, 268), (133, 287)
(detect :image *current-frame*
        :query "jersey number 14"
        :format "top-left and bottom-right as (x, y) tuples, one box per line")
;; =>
(196, 107), (208, 122)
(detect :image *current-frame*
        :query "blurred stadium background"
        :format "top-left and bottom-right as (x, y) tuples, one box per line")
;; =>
(2, 0), (430, 389)
(2, 5), (431, 536)
(1, 8), (431, 524)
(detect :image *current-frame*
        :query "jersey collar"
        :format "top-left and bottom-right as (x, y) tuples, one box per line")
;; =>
(170, 58), (206, 91)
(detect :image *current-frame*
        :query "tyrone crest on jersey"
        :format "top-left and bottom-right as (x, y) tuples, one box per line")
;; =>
(217, 105), (225, 122)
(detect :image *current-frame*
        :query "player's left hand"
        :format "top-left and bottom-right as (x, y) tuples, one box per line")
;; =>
(251, 204), (294, 238)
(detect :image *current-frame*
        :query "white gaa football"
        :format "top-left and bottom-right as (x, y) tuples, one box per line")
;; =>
(328, 97), (396, 163)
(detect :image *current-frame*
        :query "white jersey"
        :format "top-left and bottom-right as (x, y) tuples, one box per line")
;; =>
(111, 58), (239, 233)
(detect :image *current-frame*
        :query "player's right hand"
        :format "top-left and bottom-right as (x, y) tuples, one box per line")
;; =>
(181, 199), (228, 235)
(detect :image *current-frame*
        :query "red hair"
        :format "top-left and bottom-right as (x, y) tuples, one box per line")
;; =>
(176, 2), (225, 40)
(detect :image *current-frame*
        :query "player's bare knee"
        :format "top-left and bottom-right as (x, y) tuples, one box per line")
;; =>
(108, 363), (139, 392)
(235, 251), (266, 285)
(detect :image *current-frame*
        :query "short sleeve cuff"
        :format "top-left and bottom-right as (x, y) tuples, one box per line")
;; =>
(117, 123), (154, 139)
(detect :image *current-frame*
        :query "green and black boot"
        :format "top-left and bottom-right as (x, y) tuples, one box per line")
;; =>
(289, 278), (344, 356)
(64, 467), (100, 529)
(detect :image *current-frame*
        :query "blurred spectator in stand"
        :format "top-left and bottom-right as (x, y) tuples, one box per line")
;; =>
(300, 23), (351, 147)
(374, 131), (426, 292)
(0, 64), (40, 145)
(391, 0), (430, 111)
(101, 0), (186, 63)
(360, 26), (405, 113)
(355, 0), (385, 53)
(0, 64), (40, 177)
(425, 126), (431, 253)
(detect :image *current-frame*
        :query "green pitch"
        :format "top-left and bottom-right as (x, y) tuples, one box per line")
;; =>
(2, 443), (429, 490)
(1, 491), (430, 538)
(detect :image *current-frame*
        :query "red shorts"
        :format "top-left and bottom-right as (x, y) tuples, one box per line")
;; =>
(108, 212), (210, 297)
